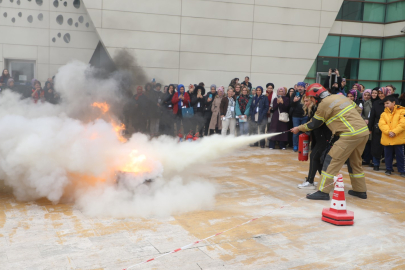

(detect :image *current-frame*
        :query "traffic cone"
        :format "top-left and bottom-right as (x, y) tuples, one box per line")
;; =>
(322, 174), (354, 226)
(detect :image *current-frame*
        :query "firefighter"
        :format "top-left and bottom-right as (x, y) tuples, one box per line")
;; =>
(291, 83), (369, 201)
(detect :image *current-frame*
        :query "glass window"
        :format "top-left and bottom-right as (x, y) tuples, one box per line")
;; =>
(319, 36), (340, 57)
(6, 59), (36, 84)
(380, 60), (404, 80)
(363, 3), (385, 23)
(307, 61), (317, 78)
(337, 2), (363, 21)
(360, 38), (382, 59)
(382, 82), (403, 94)
(340, 37), (361, 58)
(383, 37), (405, 59)
(304, 78), (316, 85)
(386, 2), (405, 22)
(365, 0), (386, 3)
(358, 60), (380, 80)
(317, 57), (339, 73)
(357, 81), (379, 90)
(338, 58), (359, 80)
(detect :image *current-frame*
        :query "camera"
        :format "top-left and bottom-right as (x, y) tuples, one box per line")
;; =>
(332, 69), (336, 72)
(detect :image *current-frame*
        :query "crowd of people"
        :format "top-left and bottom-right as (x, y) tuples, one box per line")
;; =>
(0, 69), (59, 104)
(1, 68), (404, 183)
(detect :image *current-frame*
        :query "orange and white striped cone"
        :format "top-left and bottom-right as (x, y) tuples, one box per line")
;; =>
(322, 174), (354, 226)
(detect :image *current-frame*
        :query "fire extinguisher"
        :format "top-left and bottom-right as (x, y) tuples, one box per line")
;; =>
(298, 133), (310, 161)
(186, 131), (193, 142)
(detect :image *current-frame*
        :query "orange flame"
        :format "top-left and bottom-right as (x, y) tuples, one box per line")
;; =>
(92, 102), (110, 114)
(91, 101), (127, 143)
(120, 150), (150, 173)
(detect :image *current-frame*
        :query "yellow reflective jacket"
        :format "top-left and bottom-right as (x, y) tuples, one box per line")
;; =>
(298, 94), (368, 137)
(379, 105), (405, 146)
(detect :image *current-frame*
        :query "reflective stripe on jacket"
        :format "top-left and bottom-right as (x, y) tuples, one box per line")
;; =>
(298, 94), (368, 137)
(379, 105), (405, 146)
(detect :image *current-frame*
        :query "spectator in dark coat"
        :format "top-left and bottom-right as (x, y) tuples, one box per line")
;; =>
(268, 87), (290, 149)
(191, 85), (206, 136)
(160, 84), (176, 136)
(368, 87), (388, 171)
(203, 84), (217, 136)
(249, 86), (269, 148)
(132, 86), (148, 133)
(0, 69), (10, 90)
(44, 81), (59, 104)
(145, 82), (162, 136)
(291, 82), (308, 152)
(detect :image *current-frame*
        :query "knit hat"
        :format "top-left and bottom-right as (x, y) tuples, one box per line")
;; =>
(378, 87), (388, 96)
(297, 82), (306, 88)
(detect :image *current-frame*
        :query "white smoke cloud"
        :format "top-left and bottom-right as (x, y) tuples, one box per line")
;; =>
(0, 61), (276, 218)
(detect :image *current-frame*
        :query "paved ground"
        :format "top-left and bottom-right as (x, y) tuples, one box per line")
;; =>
(1, 147), (405, 270)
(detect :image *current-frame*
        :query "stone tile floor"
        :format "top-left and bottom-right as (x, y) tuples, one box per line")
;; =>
(1, 147), (404, 269)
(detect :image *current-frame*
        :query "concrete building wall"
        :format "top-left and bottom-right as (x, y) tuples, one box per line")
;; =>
(83, 0), (344, 88)
(0, 0), (346, 88)
(0, 0), (99, 84)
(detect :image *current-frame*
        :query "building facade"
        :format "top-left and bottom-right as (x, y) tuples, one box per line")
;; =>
(305, 0), (405, 92)
(1, 0), (404, 92)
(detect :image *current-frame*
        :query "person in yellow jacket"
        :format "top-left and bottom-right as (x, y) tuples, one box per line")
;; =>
(291, 83), (369, 200)
(379, 95), (405, 177)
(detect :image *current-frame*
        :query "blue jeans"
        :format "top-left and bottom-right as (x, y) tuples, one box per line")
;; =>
(373, 157), (380, 166)
(385, 145), (405, 173)
(239, 121), (249, 136)
(292, 116), (309, 148)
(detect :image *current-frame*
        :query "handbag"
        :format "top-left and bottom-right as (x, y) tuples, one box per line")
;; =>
(182, 101), (194, 118)
(278, 108), (289, 122)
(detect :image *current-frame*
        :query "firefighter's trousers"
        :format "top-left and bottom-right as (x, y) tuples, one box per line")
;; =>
(318, 134), (368, 193)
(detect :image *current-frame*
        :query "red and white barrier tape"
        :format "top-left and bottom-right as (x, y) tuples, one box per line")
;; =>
(124, 181), (335, 270)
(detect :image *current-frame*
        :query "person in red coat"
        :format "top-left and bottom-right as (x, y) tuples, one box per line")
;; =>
(172, 84), (192, 134)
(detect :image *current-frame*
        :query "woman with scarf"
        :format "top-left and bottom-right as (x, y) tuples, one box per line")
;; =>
(249, 86), (269, 148)
(209, 86), (224, 134)
(160, 84), (176, 136)
(236, 86), (252, 136)
(203, 84), (217, 136)
(172, 84), (191, 135)
(0, 69), (10, 90)
(361, 89), (373, 166)
(44, 81), (59, 104)
(268, 87), (290, 149)
(220, 86), (237, 136)
(131, 86), (148, 133)
(368, 87), (389, 171)
(191, 85), (206, 136)
(371, 88), (379, 104)
(347, 89), (360, 105)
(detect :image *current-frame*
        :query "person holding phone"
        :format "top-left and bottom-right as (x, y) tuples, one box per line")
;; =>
(172, 84), (191, 134)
